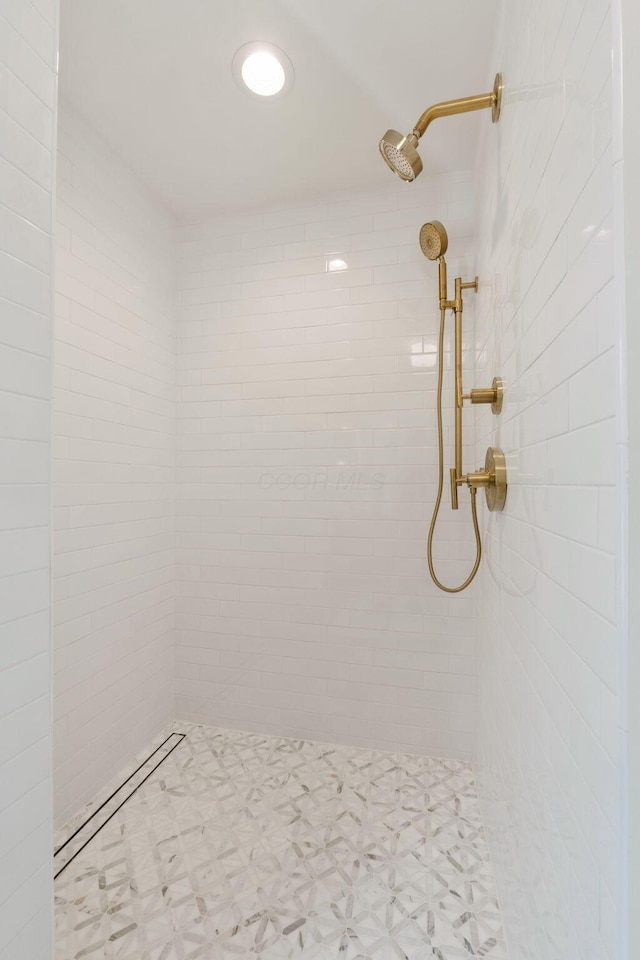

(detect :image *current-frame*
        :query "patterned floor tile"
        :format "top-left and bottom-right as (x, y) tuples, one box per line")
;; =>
(55, 724), (507, 959)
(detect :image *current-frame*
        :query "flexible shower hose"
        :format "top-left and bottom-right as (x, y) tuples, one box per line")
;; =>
(427, 306), (482, 593)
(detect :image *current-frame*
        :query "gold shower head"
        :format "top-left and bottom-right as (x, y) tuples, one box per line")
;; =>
(419, 221), (448, 260)
(379, 130), (423, 182)
(379, 73), (503, 182)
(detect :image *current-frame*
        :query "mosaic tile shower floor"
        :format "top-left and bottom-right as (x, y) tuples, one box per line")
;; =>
(54, 723), (507, 959)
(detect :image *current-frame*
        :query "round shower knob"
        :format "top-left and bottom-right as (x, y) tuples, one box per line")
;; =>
(484, 447), (507, 512)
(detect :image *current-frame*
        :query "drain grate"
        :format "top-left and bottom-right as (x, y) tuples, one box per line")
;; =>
(53, 731), (186, 878)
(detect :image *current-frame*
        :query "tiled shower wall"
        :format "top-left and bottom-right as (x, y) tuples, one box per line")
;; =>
(473, 1), (623, 959)
(174, 178), (480, 758)
(0, 0), (58, 956)
(53, 103), (176, 827)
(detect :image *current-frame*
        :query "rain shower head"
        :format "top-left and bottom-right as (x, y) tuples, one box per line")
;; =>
(419, 221), (448, 260)
(379, 73), (503, 183)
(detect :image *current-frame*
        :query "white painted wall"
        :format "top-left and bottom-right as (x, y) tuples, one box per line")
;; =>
(473, 1), (624, 958)
(53, 102), (176, 827)
(0, 0), (58, 956)
(173, 177), (481, 757)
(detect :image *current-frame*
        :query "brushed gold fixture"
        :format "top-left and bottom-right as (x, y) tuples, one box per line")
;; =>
(380, 73), (503, 182)
(422, 220), (507, 593)
(460, 448), (507, 511)
(463, 377), (504, 414)
(482, 447), (508, 512)
(419, 220), (448, 260)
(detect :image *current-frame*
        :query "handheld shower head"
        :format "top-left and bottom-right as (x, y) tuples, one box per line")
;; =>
(379, 73), (503, 183)
(419, 221), (448, 260)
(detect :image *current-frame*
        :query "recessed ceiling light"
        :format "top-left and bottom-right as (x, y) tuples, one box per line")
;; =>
(232, 42), (294, 99)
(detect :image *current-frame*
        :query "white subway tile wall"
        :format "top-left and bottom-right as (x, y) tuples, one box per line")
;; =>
(174, 176), (481, 758)
(0, 0), (58, 956)
(53, 103), (176, 827)
(474, 1), (622, 959)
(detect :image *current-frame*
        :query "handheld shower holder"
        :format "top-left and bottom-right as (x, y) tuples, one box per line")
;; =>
(463, 377), (504, 415)
(446, 274), (507, 515)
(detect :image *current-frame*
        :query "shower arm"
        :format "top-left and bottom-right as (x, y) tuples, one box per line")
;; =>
(412, 75), (503, 140)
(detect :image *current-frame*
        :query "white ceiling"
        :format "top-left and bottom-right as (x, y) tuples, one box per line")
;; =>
(59, 0), (499, 218)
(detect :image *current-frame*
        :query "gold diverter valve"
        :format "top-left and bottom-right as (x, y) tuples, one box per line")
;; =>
(455, 447), (507, 513)
(420, 220), (507, 594)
